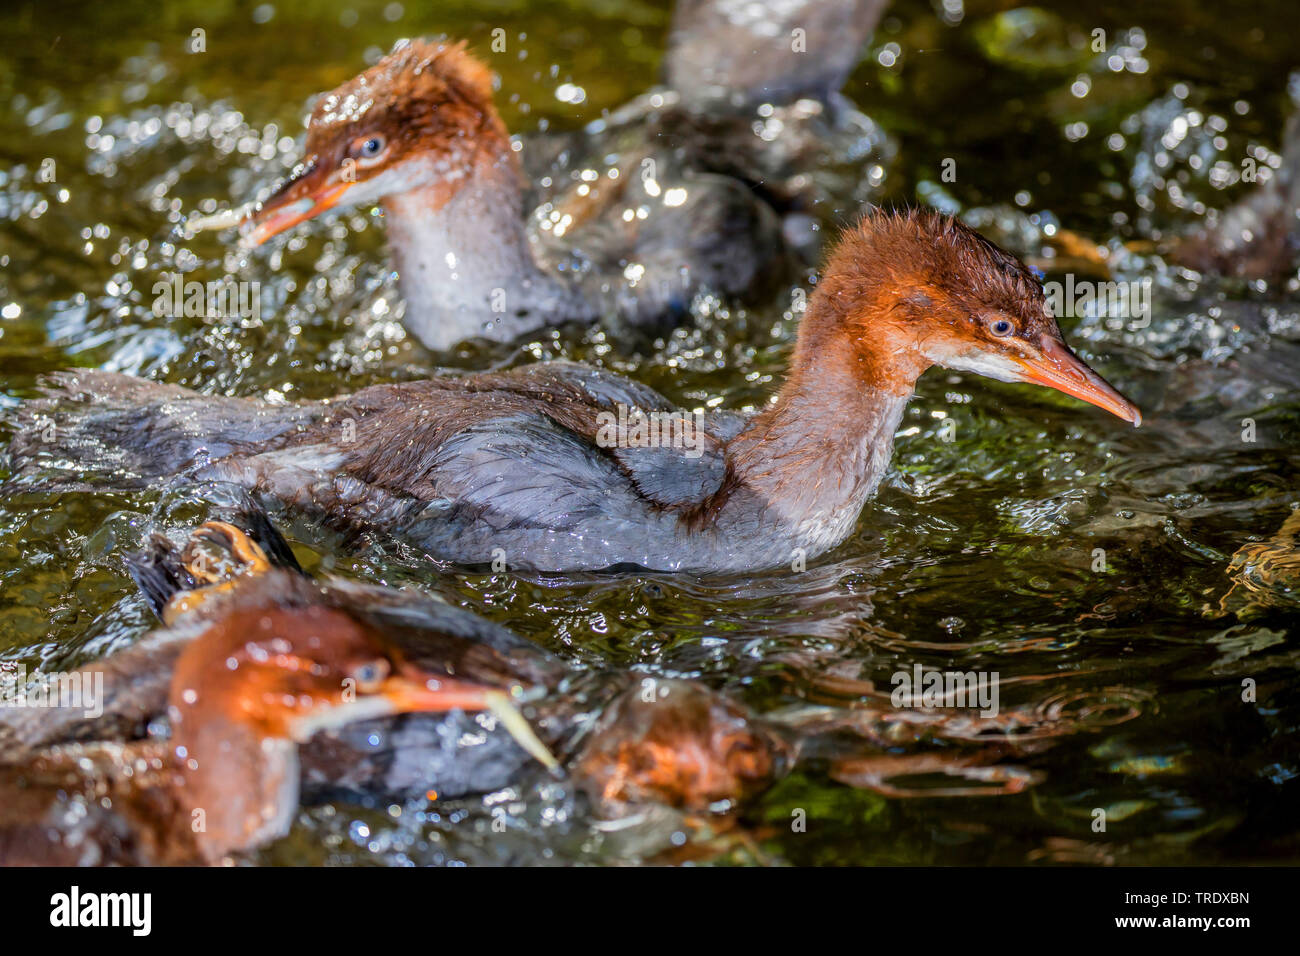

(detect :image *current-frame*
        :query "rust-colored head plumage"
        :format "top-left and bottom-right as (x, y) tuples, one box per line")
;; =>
(161, 541), (512, 747)
(814, 207), (1052, 350)
(793, 206), (1141, 423)
(304, 38), (502, 170)
(167, 594), (501, 743)
(245, 39), (510, 245)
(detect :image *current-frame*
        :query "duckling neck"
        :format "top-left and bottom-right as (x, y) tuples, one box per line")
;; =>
(720, 314), (922, 556)
(171, 714), (300, 863)
(383, 150), (593, 351)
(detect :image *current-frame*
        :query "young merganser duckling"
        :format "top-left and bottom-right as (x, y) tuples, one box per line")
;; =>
(214, 38), (789, 351)
(6, 209), (1141, 574)
(1, 511), (1040, 840)
(0, 521), (553, 866)
(0, 510), (781, 819)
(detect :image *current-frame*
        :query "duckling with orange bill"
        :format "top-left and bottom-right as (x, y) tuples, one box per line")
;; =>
(9, 208), (1141, 575)
(0, 518), (554, 865)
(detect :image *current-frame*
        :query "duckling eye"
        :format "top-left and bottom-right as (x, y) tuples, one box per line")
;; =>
(348, 659), (390, 691)
(351, 134), (388, 164)
(989, 318), (1015, 337)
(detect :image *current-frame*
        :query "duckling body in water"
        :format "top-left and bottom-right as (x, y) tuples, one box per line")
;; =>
(1, 508), (1048, 863)
(0, 519), (545, 866)
(213, 6), (897, 351)
(231, 39), (793, 351)
(0, 513), (791, 854)
(7, 210), (1139, 574)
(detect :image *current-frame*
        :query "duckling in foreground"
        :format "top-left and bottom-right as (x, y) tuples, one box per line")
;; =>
(0, 518), (552, 865)
(1, 508), (1048, 864)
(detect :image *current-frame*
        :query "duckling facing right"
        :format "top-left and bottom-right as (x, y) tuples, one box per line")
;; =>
(2, 506), (1048, 864)
(0, 516), (551, 866)
(8, 209), (1141, 575)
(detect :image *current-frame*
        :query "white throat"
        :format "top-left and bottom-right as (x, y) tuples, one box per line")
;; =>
(382, 160), (594, 350)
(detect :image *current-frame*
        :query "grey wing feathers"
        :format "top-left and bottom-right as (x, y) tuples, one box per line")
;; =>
(3, 370), (320, 486)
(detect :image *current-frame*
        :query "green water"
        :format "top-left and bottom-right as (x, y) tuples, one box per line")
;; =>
(1, 0), (1299, 864)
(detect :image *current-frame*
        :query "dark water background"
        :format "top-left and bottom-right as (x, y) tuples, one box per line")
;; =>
(1, 0), (1298, 864)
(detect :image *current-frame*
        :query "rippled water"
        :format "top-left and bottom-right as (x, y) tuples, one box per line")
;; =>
(2, 0), (1299, 865)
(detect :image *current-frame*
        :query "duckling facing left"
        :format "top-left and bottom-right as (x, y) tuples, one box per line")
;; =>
(218, 38), (791, 351)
